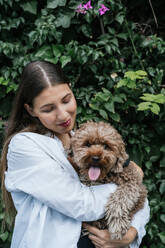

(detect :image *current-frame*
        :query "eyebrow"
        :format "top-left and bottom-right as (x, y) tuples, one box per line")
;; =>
(40, 93), (72, 110)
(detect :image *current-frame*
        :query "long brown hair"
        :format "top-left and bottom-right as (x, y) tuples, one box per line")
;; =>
(0, 61), (69, 221)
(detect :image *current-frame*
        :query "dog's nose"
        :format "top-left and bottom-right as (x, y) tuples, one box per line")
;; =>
(92, 156), (100, 162)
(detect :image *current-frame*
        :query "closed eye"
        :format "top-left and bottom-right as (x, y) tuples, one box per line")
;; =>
(41, 106), (55, 113)
(62, 94), (72, 104)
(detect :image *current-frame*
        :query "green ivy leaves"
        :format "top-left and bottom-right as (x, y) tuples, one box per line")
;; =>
(47, 0), (67, 9)
(138, 93), (165, 114)
(20, 1), (38, 15)
(90, 88), (125, 122)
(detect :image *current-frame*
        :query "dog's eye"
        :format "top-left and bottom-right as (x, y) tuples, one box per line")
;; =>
(85, 142), (91, 147)
(103, 144), (109, 150)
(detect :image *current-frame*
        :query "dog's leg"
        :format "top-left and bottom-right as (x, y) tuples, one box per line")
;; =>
(105, 182), (142, 240)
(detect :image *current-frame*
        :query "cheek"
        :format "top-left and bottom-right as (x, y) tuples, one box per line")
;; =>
(69, 99), (77, 114)
(38, 115), (55, 127)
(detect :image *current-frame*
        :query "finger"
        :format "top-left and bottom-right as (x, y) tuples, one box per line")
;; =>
(83, 224), (102, 237)
(89, 234), (102, 245)
(92, 241), (101, 248)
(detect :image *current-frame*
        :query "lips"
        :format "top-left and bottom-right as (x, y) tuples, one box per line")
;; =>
(59, 119), (71, 127)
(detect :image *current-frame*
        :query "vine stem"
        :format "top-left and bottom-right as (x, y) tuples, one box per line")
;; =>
(125, 20), (145, 71)
(99, 17), (105, 34)
(148, 0), (158, 28)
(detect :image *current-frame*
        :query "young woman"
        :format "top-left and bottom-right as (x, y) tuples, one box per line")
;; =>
(0, 61), (150, 248)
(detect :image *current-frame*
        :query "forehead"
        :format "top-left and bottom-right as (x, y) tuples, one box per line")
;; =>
(33, 84), (71, 107)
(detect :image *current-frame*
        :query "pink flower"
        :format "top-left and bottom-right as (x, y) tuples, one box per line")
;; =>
(99, 4), (110, 15)
(76, 3), (87, 14)
(83, 0), (93, 10)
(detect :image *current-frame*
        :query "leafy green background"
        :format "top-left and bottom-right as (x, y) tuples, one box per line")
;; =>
(0, 0), (165, 247)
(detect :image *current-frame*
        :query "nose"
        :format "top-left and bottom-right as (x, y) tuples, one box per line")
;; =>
(92, 156), (100, 163)
(56, 106), (68, 121)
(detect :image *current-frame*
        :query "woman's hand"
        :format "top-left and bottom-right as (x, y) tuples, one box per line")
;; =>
(83, 224), (137, 248)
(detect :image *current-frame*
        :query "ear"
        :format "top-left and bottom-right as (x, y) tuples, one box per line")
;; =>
(111, 145), (129, 173)
(24, 104), (36, 117)
(111, 157), (124, 173)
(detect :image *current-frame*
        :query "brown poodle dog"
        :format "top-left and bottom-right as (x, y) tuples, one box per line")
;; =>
(69, 121), (147, 242)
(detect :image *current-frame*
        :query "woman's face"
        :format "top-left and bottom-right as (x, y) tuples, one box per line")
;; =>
(27, 84), (77, 137)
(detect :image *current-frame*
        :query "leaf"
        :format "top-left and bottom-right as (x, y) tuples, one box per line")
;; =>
(60, 56), (71, 68)
(0, 78), (9, 86)
(150, 103), (160, 115)
(144, 146), (151, 154)
(89, 103), (99, 111)
(140, 93), (165, 104)
(154, 94), (165, 104)
(135, 70), (147, 78)
(104, 102), (115, 113)
(20, 1), (37, 15)
(125, 71), (137, 80)
(160, 156), (165, 167)
(81, 24), (92, 38)
(105, 45), (111, 54)
(159, 181), (165, 194)
(116, 78), (127, 88)
(127, 80), (136, 89)
(95, 92), (110, 102)
(150, 155), (159, 162)
(158, 231), (165, 244)
(145, 161), (152, 169)
(47, 0), (67, 8)
(102, 88), (111, 94)
(116, 33), (128, 40)
(0, 231), (9, 242)
(160, 214), (165, 223)
(137, 102), (151, 111)
(110, 38), (119, 47)
(137, 101), (160, 114)
(55, 13), (72, 28)
(99, 109), (108, 120)
(35, 45), (52, 58)
(44, 57), (59, 64)
(110, 113), (120, 122)
(160, 145), (165, 152)
(52, 45), (62, 58)
(115, 13), (125, 24)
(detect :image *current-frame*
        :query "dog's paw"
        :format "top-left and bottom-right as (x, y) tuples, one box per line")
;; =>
(110, 232), (123, 240)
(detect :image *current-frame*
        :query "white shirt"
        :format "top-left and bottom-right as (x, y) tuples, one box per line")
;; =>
(5, 132), (150, 248)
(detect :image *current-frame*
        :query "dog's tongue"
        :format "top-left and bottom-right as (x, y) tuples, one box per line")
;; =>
(88, 167), (101, 181)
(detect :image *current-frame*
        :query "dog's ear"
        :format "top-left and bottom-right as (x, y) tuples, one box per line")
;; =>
(111, 145), (129, 173)
(111, 157), (124, 173)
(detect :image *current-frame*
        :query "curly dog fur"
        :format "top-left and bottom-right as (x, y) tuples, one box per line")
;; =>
(69, 121), (147, 242)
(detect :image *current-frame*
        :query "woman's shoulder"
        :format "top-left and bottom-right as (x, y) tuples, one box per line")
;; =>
(10, 131), (47, 143)
(9, 132), (60, 151)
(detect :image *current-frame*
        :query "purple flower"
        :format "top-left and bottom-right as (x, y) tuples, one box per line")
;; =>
(99, 4), (110, 16)
(76, 3), (87, 14)
(83, 0), (93, 10)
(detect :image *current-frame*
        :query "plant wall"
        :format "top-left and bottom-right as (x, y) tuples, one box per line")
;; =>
(0, 0), (165, 247)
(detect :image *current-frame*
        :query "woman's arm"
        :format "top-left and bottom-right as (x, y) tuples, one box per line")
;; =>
(129, 199), (150, 248)
(5, 133), (117, 222)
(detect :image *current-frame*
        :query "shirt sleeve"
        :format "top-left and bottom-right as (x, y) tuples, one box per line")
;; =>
(5, 133), (117, 222)
(130, 199), (150, 248)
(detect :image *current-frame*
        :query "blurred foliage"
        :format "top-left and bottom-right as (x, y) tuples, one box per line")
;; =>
(0, 0), (165, 247)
